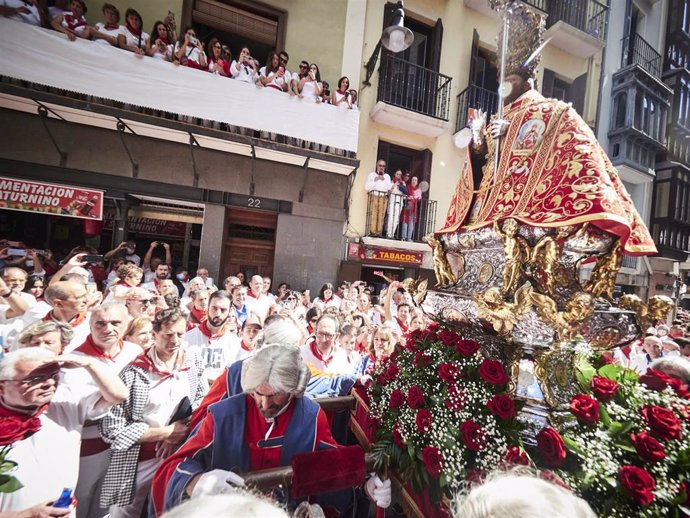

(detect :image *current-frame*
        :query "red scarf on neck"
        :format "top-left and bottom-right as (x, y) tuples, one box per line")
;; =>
(131, 349), (188, 379)
(396, 317), (408, 334)
(241, 339), (254, 352)
(309, 341), (333, 367)
(44, 310), (87, 328)
(74, 335), (124, 361)
(189, 307), (207, 325)
(246, 291), (260, 300)
(0, 403), (48, 445)
(199, 320), (227, 340)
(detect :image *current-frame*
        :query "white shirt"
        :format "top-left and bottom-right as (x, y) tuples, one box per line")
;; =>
(1, 0), (41, 26)
(118, 26), (149, 50)
(300, 342), (350, 375)
(185, 327), (241, 383)
(231, 60), (257, 83)
(0, 382), (106, 511)
(21, 305), (91, 353)
(365, 171), (392, 194)
(93, 22), (122, 45)
(245, 292), (273, 321)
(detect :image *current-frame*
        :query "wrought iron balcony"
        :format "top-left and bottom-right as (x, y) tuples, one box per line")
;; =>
(664, 67), (690, 165)
(377, 51), (452, 121)
(651, 162), (690, 261)
(546, 0), (608, 41)
(365, 192), (437, 243)
(622, 33), (663, 79)
(455, 83), (499, 134)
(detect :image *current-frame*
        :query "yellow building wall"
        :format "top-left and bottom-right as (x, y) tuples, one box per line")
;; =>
(349, 0), (602, 241)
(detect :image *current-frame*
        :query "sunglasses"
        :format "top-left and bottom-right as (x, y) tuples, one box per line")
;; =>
(299, 65), (308, 69)
(286, 297), (297, 301)
(1, 369), (60, 387)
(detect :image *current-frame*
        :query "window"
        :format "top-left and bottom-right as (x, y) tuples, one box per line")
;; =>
(614, 92), (627, 129)
(654, 182), (670, 219)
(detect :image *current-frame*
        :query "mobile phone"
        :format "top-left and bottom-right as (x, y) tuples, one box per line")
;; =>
(167, 10), (175, 20)
(190, 36), (199, 45)
(82, 254), (104, 263)
(7, 248), (26, 257)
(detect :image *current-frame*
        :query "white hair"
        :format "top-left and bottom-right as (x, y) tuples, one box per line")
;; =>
(90, 302), (128, 321)
(241, 344), (310, 397)
(262, 319), (303, 347)
(650, 356), (690, 383)
(453, 470), (596, 518)
(0, 348), (57, 380)
(160, 494), (289, 518)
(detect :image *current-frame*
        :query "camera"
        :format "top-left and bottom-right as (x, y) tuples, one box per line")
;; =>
(189, 35), (198, 46)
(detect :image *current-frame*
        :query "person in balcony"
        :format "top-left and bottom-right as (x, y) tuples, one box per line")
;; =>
(401, 175), (422, 241)
(349, 89), (359, 110)
(230, 45), (258, 84)
(331, 76), (352, 109)
(365, 160), (392, 237)
(0, 0), (44, 26)
(174, 26), (207, 70)
(288, 60), (309, 97)
(51, 0), (89, 42)
(91, 3), (122, 47)
(298, 63), (323, 102)
(147, 20), (173, 61)
(206, 37), (229, 77)
(258, 51), (280, 87)
(118, 8), (148, 56)
(385, 169), (407, 239)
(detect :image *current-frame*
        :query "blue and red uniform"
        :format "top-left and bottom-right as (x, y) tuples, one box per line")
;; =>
(150, 393), (340, 516)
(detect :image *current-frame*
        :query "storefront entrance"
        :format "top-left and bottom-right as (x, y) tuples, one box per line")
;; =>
(223, 207), (277, 281)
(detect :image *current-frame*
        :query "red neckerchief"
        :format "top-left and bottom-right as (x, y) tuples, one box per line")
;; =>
(64, 13), (87, 31)
(74, 335), (124, 361)
(247, 291), (260, 299)
(241, 339), (253, 352)
(189, 307), (207, 325)
(131, 349), (188, 379)
(309, 341), (333, 367)
(0, 402), (48, 445)
(307, 323), (315, 335)
(103, 22), (119, 30)
(159, 34), (170, 45)
(199, 320), (228, 340)
(43, 310), (87, 328)
(126, 21), (141, 36)
(115, 280), (129, 287)
(396, 317), (408, 333)
(323, 297), (332, 303)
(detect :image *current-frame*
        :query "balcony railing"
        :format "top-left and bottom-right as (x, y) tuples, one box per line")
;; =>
(377, 51), (452, 121)
(620, 255), (638, 270)
(622, 33), (662, 78)
(365, 192), (437, 243)
(455, 83), (499, 133)
(547, 0), (608, 41)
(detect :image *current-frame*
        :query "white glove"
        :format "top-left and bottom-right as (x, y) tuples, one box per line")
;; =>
(365, 474), (391, 508)
(489, 119), (510, 139)
(359, 374), (372, 387)
(190, 469), (245, 499)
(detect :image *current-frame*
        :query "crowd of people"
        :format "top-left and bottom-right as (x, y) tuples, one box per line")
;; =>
(1, 1), (359, 109)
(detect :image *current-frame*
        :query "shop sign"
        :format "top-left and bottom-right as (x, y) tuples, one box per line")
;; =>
(359, 245), (424, 265)
(0, 177), (103, 220)
(103, 214), (187, 237)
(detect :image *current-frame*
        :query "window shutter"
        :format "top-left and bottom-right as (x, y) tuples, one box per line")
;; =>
(193, 0), (278, 46)
(542, 68), (555, 98)
(571, 73), (588, 115)
(429, 18), (443, 73)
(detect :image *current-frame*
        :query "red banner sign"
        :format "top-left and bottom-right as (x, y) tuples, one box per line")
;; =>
(0, 177), (103, 220)
(103, 214), (187, 237)
(358, 245), (424, 265)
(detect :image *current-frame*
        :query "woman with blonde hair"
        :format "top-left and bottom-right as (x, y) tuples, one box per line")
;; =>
(355, 326), (394, 376)
(124, 316), (154, 350)
(17, 320), (74, 354)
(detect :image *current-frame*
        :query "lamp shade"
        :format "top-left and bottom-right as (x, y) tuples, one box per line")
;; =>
(381, 5), (414, 53)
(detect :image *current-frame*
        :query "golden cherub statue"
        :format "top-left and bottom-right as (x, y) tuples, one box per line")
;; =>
(530, 291), (596, 341)
(425, 234), (457, 288)
(585, 240), (623, 301)
(475, 282), (533, 336)
(619, 294), (674, 330)
(531, 224), (588, 297)
(494, 218), (530, 296)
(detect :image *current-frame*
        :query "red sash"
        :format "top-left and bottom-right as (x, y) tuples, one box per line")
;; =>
(74, 335), (124, 361)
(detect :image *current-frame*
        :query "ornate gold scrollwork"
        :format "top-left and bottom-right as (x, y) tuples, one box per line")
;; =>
(619, 294), (674, 331)
(530, 291), (595, 341)
(425, 234), (457, 288)
(585, 240), (623, 301)
(474, 282), (533, 336)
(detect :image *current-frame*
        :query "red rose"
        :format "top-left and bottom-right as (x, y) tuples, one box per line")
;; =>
(642, 405), (682, 441)
(413, 351), (431, 367)
(393, 425), (407, 449)
(619, 465), (656, 506)
(375, 373), (389, 387)
(460, 419), (486, 452)
(438, 362), (463, 384)
(0, 416), (42, 446)
(640, 369), (672, 392)
(487, 394), (516, 420)
(405, 335), (418, 351)
(438, 330), (461, 346)
(445, 384), (465, 412)
(569, 394), (600, 424)
(386, 362), (399, 381)
(536, 428), (567, 467)
(421, 446), (443, 479)
(504, 446), (529, 466)
(478, 359), (509, 385)
(455, 339), (480, 356)
(416, 409), (433, 433)
(590, 376), (619, 402)
(630, 432), (666, 462)
(389, 389), (405, 409)
(407, 386), (425, 409)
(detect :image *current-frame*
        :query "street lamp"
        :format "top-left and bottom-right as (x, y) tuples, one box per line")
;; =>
(363, 1), (414, 87)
